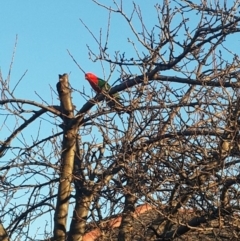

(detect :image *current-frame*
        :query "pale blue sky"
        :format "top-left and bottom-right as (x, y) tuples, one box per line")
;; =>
(1, 0), (238, 102)
(0, 0), (160, 102)
(1, 0), (175, 154)
(0, 0), (162, 145)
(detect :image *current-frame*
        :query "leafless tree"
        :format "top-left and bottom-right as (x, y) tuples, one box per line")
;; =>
(1, 1), (240, 241)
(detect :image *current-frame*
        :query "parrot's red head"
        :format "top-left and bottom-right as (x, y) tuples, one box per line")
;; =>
(85, 73), (98, 85)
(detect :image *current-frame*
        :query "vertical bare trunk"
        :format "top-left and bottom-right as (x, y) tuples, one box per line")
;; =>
(68, 190), (93, 241)
(118, 179), (137, 241)
(68, 138), (93, 241)
(54, 74), (76, 241)
(0, 223), (9, 241)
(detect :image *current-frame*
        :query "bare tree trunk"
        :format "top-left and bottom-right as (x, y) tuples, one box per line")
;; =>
(54, 74), (76, 241)
(0, 223), (9, 241)
(68, 138), (93, 241)
(118, 179), (137, 241)
(68, 191), (93, 241)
